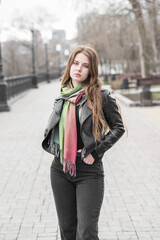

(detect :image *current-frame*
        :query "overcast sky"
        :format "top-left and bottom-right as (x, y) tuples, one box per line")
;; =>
(0, 0), (108, 41)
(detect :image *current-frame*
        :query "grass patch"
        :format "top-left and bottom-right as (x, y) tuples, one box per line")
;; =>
(109, 79), (122, 90)
(122, 92), (160, 101)
(122, 93), (140, 101)
(152, 92), (160, 100)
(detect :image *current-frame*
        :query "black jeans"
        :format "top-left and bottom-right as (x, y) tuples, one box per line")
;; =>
(50, 153), (104, 240)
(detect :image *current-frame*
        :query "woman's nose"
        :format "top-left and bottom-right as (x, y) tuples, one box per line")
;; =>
(77, 64), (82, 71)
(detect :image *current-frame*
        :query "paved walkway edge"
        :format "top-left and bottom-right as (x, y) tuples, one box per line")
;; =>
(114, 92), (139, 107)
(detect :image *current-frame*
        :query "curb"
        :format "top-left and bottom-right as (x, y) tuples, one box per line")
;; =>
(102, 85), (139, 107)
(114, 92), (139, 107)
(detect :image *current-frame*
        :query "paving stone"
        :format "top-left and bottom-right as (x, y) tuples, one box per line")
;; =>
(0, 81), (160, 239)
(37, 238), (56, 240)
(3, 234), (18, 240)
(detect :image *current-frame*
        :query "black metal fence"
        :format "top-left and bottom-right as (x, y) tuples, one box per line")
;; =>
(6, 74), (32, 100)
(0, 71), (60, 111)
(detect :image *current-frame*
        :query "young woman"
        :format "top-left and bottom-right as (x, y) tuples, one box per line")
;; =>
(42, 45), (125, 240)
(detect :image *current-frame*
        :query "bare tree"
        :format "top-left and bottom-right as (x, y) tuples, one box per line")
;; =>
(128, 0), (150, 77)
(145, 0), (160, 73)
(75, 0), (160, 76)
(76, 8), (140, 74)
(3, 40), (32, 76)
(2, 6), (56, 76)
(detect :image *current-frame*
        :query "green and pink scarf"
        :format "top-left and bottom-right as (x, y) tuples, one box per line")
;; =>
(59, 79), (84, 176)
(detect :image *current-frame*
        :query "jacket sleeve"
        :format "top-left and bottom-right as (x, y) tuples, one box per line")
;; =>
(95, 90), (125, 156)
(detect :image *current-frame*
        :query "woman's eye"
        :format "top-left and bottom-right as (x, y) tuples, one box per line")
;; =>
(84, 65), (89, 68)
(73, 62), (78, 65)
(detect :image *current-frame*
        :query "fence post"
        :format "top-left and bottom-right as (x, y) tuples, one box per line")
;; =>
(45, 43), (50, 83)
(140, 85), (152, 106)
(31, 29), (38, 88)
(0, 80), (10, 111)
(121, 78), (129, 89)
(0, 33), (10, 111)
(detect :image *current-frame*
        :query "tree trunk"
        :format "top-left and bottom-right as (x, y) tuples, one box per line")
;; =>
(145, 0), (160, 73)
(129, 0), (150, 77)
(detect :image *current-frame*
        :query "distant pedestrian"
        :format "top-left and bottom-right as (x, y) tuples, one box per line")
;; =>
(42, 45), (125, 240)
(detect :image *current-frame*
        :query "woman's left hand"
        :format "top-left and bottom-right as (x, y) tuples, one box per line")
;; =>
(83, 154), (95, 165)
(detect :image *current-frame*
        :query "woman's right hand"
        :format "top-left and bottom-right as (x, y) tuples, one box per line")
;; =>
(83, 154), (95, 165)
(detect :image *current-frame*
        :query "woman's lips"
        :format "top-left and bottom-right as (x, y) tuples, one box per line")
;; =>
(74, 73), (81, 77)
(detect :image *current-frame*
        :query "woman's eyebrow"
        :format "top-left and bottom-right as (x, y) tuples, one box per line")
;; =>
(74, 59), (89, 65)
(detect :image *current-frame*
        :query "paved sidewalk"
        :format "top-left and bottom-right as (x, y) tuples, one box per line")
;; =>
(0, 80), (160, 240)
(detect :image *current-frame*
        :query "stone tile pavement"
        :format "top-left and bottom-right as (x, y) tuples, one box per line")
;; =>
(0, 80), (160, 240)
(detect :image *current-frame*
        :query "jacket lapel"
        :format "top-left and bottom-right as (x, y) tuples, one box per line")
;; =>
(80, 95), (92, 125)
(46, 99), (64, 133)
(53, 98), (64, 115)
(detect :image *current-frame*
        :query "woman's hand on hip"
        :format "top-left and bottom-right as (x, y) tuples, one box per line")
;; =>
(83, 154), (95, 165)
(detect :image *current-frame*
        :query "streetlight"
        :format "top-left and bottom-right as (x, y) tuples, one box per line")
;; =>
(0, 0), (9, 111)
(56, 44), (62, 76)
(0, 30), (4, 81)
(0, 0), (4, 82)
(64, 49), (69, 65)
(30, 29), (38, 88)
(44, 42), (50, 83)
(42, 31), (51, 83)
(0, 24), (10, 111)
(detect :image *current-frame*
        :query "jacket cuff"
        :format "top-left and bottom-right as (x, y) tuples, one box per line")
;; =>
(91, 150), (99, 160)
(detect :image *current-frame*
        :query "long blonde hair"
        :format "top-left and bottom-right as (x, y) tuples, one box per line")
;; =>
(61, 45), (108, 141)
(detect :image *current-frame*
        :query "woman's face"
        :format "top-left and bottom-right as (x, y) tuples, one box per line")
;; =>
(70, 52), (90, 87)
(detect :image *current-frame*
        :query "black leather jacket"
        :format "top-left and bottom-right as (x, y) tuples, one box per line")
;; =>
(42, 89), (125, 160)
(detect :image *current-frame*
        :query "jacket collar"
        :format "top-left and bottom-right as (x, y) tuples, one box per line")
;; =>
(79, 94), (87, 107)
